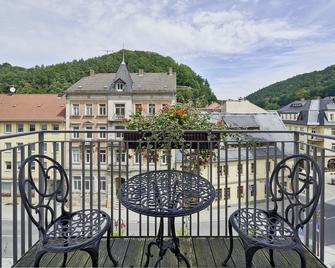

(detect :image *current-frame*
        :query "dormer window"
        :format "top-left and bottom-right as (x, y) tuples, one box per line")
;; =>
(116, 83), (124, 91)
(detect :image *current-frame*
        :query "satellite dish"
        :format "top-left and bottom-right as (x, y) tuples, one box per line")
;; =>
(9, 86), (16, 93)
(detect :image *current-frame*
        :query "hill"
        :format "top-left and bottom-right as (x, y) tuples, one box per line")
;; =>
(0, 50), (217, 107)
(247, 64), (335, 109)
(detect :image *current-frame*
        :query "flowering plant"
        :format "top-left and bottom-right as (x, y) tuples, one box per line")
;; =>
(127, 103), (226, 171)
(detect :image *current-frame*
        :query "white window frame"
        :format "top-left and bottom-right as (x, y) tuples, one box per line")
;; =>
(86, 149), (91, 163)
(5, 161), (12, 170)
(115, 103), (125, 116)
(84, 177), (92, 192)
(85, 125), (93, 139)
(72, 125), (80, 139)
(29, 124), (35, 132)
(100, 176), (107, 192)
(116, 83), (124, 91)
(148, 104), (155, 115)
(161, 151), (167, 165)
(99, 149), (106, 163)
(99, 104), (106, 116)
(52, 124), (59, 131)
(85, 104), (93, 116)
(116, 150), (126, 164)
(98, 125), (106, 139)
(5, 142), (11, 150)
(115, 125), (125, 138)
(72, 148), (80, 164)
(73, 176), (82, 191)
(5, 124), (12, 133)
(72, 104), (80, 116)
(17, 123), (24, 133)
(40, 124), (47, 131)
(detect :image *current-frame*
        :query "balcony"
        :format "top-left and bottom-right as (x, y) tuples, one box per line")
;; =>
(110, 114), (126, 121)
(0, 130), (330, 267)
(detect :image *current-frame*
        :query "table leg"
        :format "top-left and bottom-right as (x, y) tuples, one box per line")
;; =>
(143, 217), (190, 268)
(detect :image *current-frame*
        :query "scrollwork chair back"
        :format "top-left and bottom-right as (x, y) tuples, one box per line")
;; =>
(269, 154), (322, 231)
(19, 155), (69, 237)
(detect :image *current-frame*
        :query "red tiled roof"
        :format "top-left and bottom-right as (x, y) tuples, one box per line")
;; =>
(0, 94), (66, 122)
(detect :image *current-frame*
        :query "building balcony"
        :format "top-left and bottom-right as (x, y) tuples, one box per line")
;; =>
(0, 130), (330, 267)
(109, 114), (127, 121)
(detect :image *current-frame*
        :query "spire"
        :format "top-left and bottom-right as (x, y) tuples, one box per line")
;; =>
(121, 43), (125, 64)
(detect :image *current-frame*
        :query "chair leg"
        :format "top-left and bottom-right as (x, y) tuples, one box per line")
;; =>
(82, 247), (99, 267)
(269, 249), (275, 267)
(223, 219), (234, 266)
(294, 245), (306, 268)
(34, 250), (47, 268)
(61, 252), (68, 267)
(107, 226), (118, 266)
(245, 246), (260, 268)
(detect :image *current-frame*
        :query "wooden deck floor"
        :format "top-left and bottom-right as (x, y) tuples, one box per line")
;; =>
(14, 237), (325, 268)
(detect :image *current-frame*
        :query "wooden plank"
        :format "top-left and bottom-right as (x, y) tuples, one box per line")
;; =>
(304, 248), (327, 268)
(15, 245), (37, 267)
(208, 237), (234, 267)
(192, 238), (216, 267)
(223, 238), (249, 268)
(258, 248), (291, 268)
(179, 238), (197, 268)
(141, 238), (160, 267)
(122, 238), (145, 267)
(102, 238), (129, 267)
(160, 247), (178, 268)
(279, 249), (310, 268)
(250, 249), (272, 268)
(98, 239), (116, 267)
(66, 251), (90, 267)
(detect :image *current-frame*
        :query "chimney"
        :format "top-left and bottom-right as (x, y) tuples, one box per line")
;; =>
(168, 67), (173, 75)
(89, 69), (95, 76)
(138, 69), (144, 76)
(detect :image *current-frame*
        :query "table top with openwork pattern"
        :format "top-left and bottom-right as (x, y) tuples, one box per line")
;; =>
(119, 170), (216, 217)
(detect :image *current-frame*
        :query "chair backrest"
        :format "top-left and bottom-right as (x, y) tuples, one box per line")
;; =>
(18, 155), (69, 235)
(269, 154), (322, 231)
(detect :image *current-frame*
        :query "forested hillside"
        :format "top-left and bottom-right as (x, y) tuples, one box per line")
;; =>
(247, 64), (335, 109)
(0, 50), (217, 107)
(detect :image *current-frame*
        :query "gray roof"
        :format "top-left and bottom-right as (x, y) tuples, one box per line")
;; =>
(113, 62), (133, 91)
(176, 146), (286, 162)
(66, 66), (176, 95)
(279, 97), (335, 125)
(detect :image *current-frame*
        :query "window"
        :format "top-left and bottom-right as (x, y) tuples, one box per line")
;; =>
(219, 165), (228, 176)
(300, 142), (304, 150)
(148, 152), (156, 164)
(30, 144), (36, 152)
(85, 125), (93, 139)
(86, 149), (91, 163)
(43, 143), (48, 153)
(251, 163), (255, 173)
(73, 176), (82, 191)
(148, 104), (155, 115)
(116, 150), (126, 163)
(72, 125), (80, 139)
(116, 83), (124, 91)
(85, 177), (92, 192)
(115, 104), (125, 116)
(5, 124), (12, 133)
(17, 143), (23, 152)
(52, 124), (59, 131)
(332, 128), (335, 136)
(72, 104), (80, 116)
(72, 149), (80, 164)
(17, 124), (24, 133)
(99, 149), (106, 163)
(135, 104), (142, 113)
(115, 125), (125, 138)
(100, 177), (107, 191)
(40, 124), (47, 131)
(332, 143), (335, 151)
(250, 184), (255, 197)
(99, 104), (106, 116)
(216, 188), (222, 200)
(5, 161), (11, 170)
(85, 104), (93, 116)
(135, 151), (140, 164)
(29, 124), (35, 132)
(237, 186), (244, 198)
(5, 143), (11, 150)
(98, 125), (106, 139)
(224, 187), (231, 200)
(161, 104), (168, 110)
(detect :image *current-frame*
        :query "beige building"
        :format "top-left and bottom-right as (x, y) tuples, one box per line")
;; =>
(0, 94), (66, 198)
(278, 97), (335, 182)
(202, 99), (267, 113)
(65, 58), (177, 206)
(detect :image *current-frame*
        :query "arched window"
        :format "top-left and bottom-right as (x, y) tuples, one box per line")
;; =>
(116, 83), (124, 91)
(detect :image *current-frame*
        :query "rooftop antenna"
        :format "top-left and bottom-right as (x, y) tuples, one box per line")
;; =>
(121, 42), (125, 64)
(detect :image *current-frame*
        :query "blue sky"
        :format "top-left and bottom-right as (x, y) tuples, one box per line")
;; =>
(1, 0), (335, 99)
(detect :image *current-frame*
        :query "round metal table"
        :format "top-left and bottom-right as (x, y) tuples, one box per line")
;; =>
(119, 170), (216, 267)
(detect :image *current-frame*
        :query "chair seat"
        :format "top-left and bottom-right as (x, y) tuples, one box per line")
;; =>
(44, 209), (110, 251)
(230, 208), (298, 248)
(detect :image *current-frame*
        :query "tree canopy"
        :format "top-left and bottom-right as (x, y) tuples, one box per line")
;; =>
(247, 64), (335, 109)
(0, 50), (217, 107)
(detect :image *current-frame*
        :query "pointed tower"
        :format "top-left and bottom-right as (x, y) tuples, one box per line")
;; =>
(113, 51), (133, 92)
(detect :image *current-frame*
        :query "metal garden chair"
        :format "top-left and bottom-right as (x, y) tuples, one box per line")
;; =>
(18, 155), (118, 267)
(223, 154), (322, 268)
